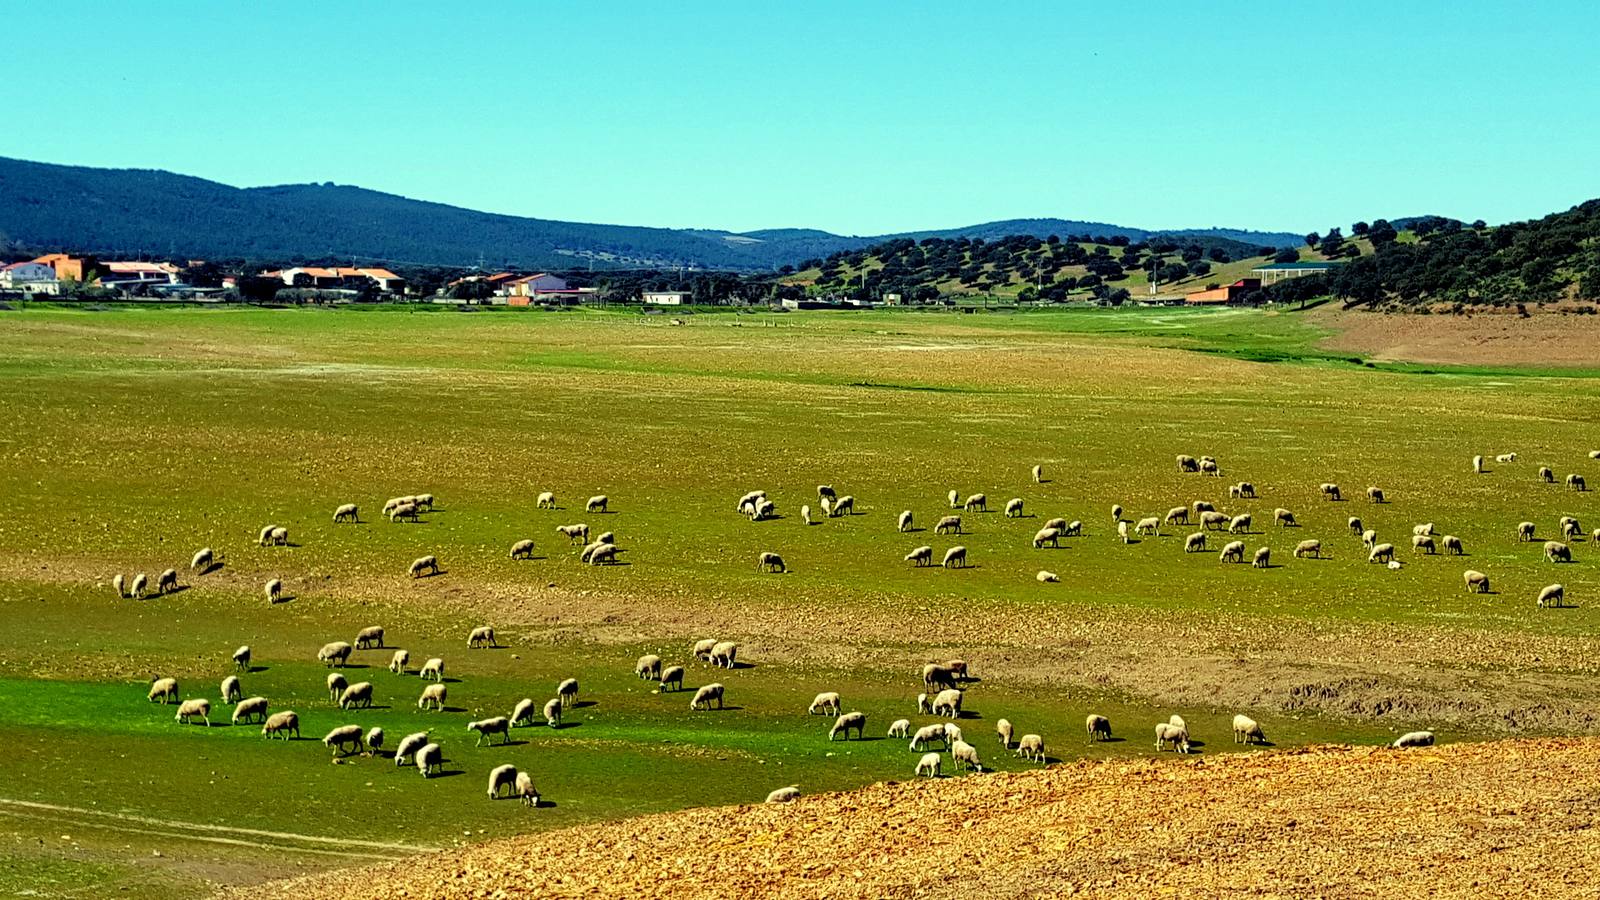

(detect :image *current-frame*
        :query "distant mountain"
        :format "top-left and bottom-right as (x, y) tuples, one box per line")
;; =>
(0, 157), (1303, 271)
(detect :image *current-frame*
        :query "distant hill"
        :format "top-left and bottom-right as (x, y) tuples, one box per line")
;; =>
(0, 156), (1302, 271)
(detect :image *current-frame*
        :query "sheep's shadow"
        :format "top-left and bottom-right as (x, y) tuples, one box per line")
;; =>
(944, 564), (982, 570)
(571, 700), (599, 709)
(198, 563), (224, 576)
(339, 663), (372, 670)
(414, 569), (448, 579)
(246, 665), (269, 673)
(518, 555), (552, 562)
(271, 595), (296, 605)
(437, 705), (467, 713)
(954, 710), (983, 720)
(1255, 563), (1283, 570)
(162, 585), (192, 596)
(902, 526), (926, 533)
(1095, 737), (1127, 744)
(528, 798), (557, 808)
(1187, 739), (1207, 748)
(846, 736), (887, 743)
(432, 769), (466, 779)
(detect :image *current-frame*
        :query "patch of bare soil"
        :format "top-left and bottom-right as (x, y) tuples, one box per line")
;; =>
(1312, 306), (1600, 367)
(240, 738), (1600, 899)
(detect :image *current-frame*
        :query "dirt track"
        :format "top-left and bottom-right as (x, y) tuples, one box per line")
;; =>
(1313, 306), (1600, 367)
(243, 737), (1600, 899)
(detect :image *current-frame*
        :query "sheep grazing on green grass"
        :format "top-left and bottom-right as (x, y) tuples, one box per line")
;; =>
(510, 539), (536, 560)
(176, 698), (211, 727)
(1004, 498), (1024, 518)
(1538, 583), (1565, 609)
(898, 510), (913, 532)
(689, 683), (725, 711)
(1016, 734), (1045, 762)
(1464, 570), (1491, 593)
(419, 657), (444, 681)
(409, 555), (439, 578)
(468, 626), (497, 648)
(916, 752), (942, 777)
(964, 493), (987, 512)
(1274, 508), (1295, 527)
(1518, 521), (1536, 542)
(941, 546), (968, 568)
(829, 712), (867, 741)
(1539, 466), (1555, 483)
(326, 673), (347, 702)
(1220, 541), (1245, 563)
(147, 677), (179, 704)
(468, 717), (511, 746)
(1320, 483), (1341, 501)
(659, 666), (685, 692)
(558, 678), (580, 707)
(190, 548), (214, 571)
(1367, 486), (1385, 503)
(537, 491), (556, 509)
(323, 724), (365, 756)
(1032, 464), (1044, 483)
(510, 699), (537, 727)
(1348, 517), (1363, 536)
(1413, 535), (1436, 554)
(393, 731), (430, 766)
(266, 578), (283, 603)
(1086, 714), (1112, 741)
(1294, 539), (1321, 559)
(1176, 454), (1198, 473)
(1545, 541), (1572, 563)
(710, 642), (738, 669)
(415, 742), (443, 777)
(887, 719), (911, 738)
(905, 545), (934, 567)
(354, 626), (385, 650)
(1253, 546), (1271, 568)
(636, 654), (662, 680)
(809, 692), (842, 716)
(1036, 570), (1059, 583)
(156, 569), (178, 594)
(1165, 506), (1188, 526)
(1233, 714), (1266, 744)
(233, 696), (269, 725)
(1473, 455), (1485, 474)
(1185, 532), (1206, 553)
(129, 573), (148, 599)
(418, 683), (447, 712)
(1392, 731), (1435, 749)
(1155, 722), (1190, 753)
(1442, 535), (1463, 555)
(757, 551), (786, 573)
(233, 645), (251, 671)
(221, 675), (242, 704)
(338, 682), (374, 710)
(487, 764), (519, 800)
(765, 786), (801, 804)
(1033, 527), (1061, 549)
(951, 739), (983, 771)
(262, 711), (299, 740)
(1369, 543), (1396, 564)
(318, 641), (353, 668)
(934, 515), (961, 535)
(333, 503), (359, 523)
(586, 495), (609, 513)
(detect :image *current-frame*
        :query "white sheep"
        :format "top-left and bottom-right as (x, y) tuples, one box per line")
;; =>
(832, 495), (855, 516)
(415, 742), (443, 777)
(147, 677), (179, 704)
(948, 489), (961, 508)
(887, 719), (911, 739)
(690, 682), (725, 711)
(414, 494), (435, 511)
(389, 649), (410, 675)
(409, 555), (439, 578)
(221, 675), (242, 704)
(916, 752), (942, 777)
(829, 711), (867, 740)
(801, 504), (812, 525)
(1200, 511), (1229, 530)
(326, 673), (348, 702)
(1294, 539), (1321, 559)
(388, 503), (420, 523)
(910, 724), (946, 751)
(1274, 508), (1296, 527)
(1496, 453), (1516, 464)
(1538, 583), (1565, 609)
(1413, 523), (1434, 537)
(963, 493), (987, 512)
(418, 682), (447, 712)
(354, 626), (385, 650)
(333, 503), (360, 523)
(265, 578), (283, 603)
(588, 544), (620, 565)
(1517, 521), (1536, 541)
(1539, 466), (1555, 483)
(1545, 542), (1572, 563)
(1117, 520), (1130, 543)
(1086, 714), (1111, 741)
(394, 731), (430, 766)
(950, 739), (982, 772)
(996, 718), (1014, 748)
(338, 682), (374, 710)
(1473, 455), (1484, 474)
(322, 724), (365, 756)
(1363, 529), (1379, 549)
(262, 711), (299, 740)
(934, 515), (961, 535)
(659, 665), (685, 692)
(1033, 526), (1061, 548)
(468, 716), (511, 746)
(1154, 722), (1189, 753)
(1348, 516), (1363, 535)
(1367, 486), (1386, 503)
(1252, 546), (1271, 568)
(420, 657), (445, 681)
(510, 539), (536, 560)
(1185, 532), (1206, 553)
(536, 491), (556, 509)
(1165, 506), (1189, 526)
(129, 573), (148, 599)
(232, 645), (251, 671)
(516, 771), (540, 806)
(510, 698), (538, 727)
(693, 638), (719, 660)
(1063, 520), (1082, 536)
(156, 569), (178, 595)
(258, 524), (277, 547)
(1229, 513), (1252, 534)
(766, 786), (801, 804)
(190, 548), (214, 572)
(586, 494), (609, 513)
(318, 641), (353, 668)
(1036, 570), (1059, 583)
(931, 688), (963, 718)
(757, 551), (786, 573)
(270, 527), (288, 546)
(943, 722), (964, 745)
(1320, 483), (1341, 501)
(809, 692), (842, 716)
(710, 641), (739, 669)
(175, 698), (211, 726)
(941, 546), (968, 568)
(468, 626), (497, 648)
(366, 727), (384, 755)
(1413, 534), (1436, 554)
(232, 696), (269, 725)
(1032, 464), (1044, 483)
(1369, 543), (1395, 564)
(923, 663), (959, 691)
(1135, 516), (1159, 536)
(484, 764), (519, 800)
(916, 693), (931, 715)
(1192, 500), (1215, 513)
(1232, 714), (1265, 744)
(817, 485), (836, 503)
(1392, 731), (1435, 749)
(1016, 734), (1045, 762)
(898, 510), (913, 533)
(636, 654), (663, 680)
(558, 677), (580, 708)
(1004, 497), (1024, 518)
(1220, 540), (1245, 563)
(1463, 570), (1491, 593)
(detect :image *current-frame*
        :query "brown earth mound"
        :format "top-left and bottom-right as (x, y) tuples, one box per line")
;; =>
(242, 738), (1600, 899)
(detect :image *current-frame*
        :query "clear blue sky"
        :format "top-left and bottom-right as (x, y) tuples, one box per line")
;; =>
(7, 1), (1597, 235)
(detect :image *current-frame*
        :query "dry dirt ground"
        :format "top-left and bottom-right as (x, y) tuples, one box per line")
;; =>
(1313, 306), (1600, 368)
(243, 737), (1600, 899)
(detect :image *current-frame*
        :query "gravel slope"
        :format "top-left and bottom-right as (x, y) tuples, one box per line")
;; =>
(240, 738), (1600, 899)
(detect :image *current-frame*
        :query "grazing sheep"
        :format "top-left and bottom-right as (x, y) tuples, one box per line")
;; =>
(265, 578), (283, 604)
(1117, 520), (1131, 543)
(1199, 457), (1220, 477)
(1165, 506), (1189, 526)
(996, 718), (1014, 748)
(910, 724), (947, 751)
(800, 504), (812, 525)
(382, 496), (414, 516)
(1169, 714), (1188, 731)
(318, 642), (353, 668)
(659, 665), (685, 692)
(1473, 455), (1485, 474)
(934, 515), (962, 536)
(231, 645), (251, 672)
(321, 724), (365, 756)
(175, 698), (212, 726)
(818, 485), (837, 503)
(269, 527), (288, 547)
(388, 503), (420, 523)
(1176, 454), (1199, 473)
(923, 663), (959, 691)
(1413, 523), (1435, 537)
(414, 494), (435, 511)
(1369, 543), (1396, 564)
(326, 673), (348, 702)
(1229, 514), (1252, 534)
(753, 499), (777, 521)
(1563, 520), (1583, 542)
(468, 626), (497, 648)
(487, 763), (519, 800)
(1016, 734), (1045, 762)
(1220, 541), (1245, 563)
(127, 573), (148, 599)
(190, 548), (214, 571)
(468, 717), (511, 747)
(1032, 526), (1062, 549)
(1464, 570), (1491, 593)
(586, 495), (609, 513)
(1004, 497), (1024, 518)
(689, 682), (725, 711)
(710, 642), (739, 669)
(894, 510), (914, 533)
(536, 491), (556, 509)
(393, 731), (430, 766)
(693, 639), (719, 660)
(757, 551), (786, 573)
(1348, 517), (1363, 536)
(904, 545), (934, 567)
(516, 771), (540, 806)
(1442, 535), (1464, 555)
(829, 712), (867, 740)
(832, 495), (855, 516)
(1154, 722), (1190, 753)
(1412, 534), (1436, 554)
(148, 677), (179, 704)
(964, 493), (987, 512)
(1538, 583), (1565, 609)
(1086, 714), (1112, 742)
(338, 682), (374, 710)
(156, 569), (178, 595)
(809, 692), (842, 716)
(931, 688), (964, 718)
(1516, 521), (1536, 542)
(415, 742), (443, 778)
(1539, 466), (1555, 483)
(766, 786), (801, 804)
(333, 503), (360, 524)
(588, 544), (620, 566)
(1496, 453), (1516, 464)
(1363, 529), (1379, 549)
(1274, 508), (1295, 528)
(262, 711), (299, 740)
(510, 698), (537, 727)
(1033, 464), (1044, 483)
(1546, 541), (1573, 563)
(888, 719), (911, 738)
(1237, 482), (1256, 499)
(818, 497), (832, 518)
(1062, 520), (1082, 537)
(1392, 731), (1435, 749)
(636, 654), (663, 680)
(362, 726), (383, 754)
(354, 626), (385, 650)
(1594, 528), (1600, 544)
(916, 752), (942, 777)
(417, 683), (448, 712)
(1200, 511), (1229, 531)
(1252, 546), (1271, 568)
(944, 723), (966, 747)
(221, 675), (242, 704)
(1185, 532), (1207, 553)
(1320, 483), (1341, 501)
(420, 657), (444, 681)
(509, 539), (537, 560)
(948, 489), (961, 509)
(950, 739), (983, 772)
(1293, 539), (1322, 559)
(408, 555), (439, 578)
(233, 696), (269, 725)
(1135, 516), (1160, 536)
(916, 693), (932, 715)
(1192, 500), (1216, 513)
(258, 524), (277, 547)
(1232, 714), (1266, 744)
(1111, 504), (1124, 522)
(1036, 570), (1059, 583)
(942, 546), (968, 568)
(557, 677), (580, 708)
(1367, 486), (1385, 503)
(1228, 483), (1244, 500)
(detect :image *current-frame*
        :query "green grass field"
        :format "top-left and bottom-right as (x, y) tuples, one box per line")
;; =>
(2, 304), (1598, 897)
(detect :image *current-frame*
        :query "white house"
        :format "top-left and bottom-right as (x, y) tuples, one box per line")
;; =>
(0, 261), (60, 294)
(642, 290), (690, 305)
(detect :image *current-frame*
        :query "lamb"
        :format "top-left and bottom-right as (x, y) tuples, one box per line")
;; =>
(1036, 570), (1059, 583)
(1063, 520), (1082, 536)
(510, 539), (537, 560)
(326, 673), (348, 702)
(323, 725), (366, 756)
(468, 626), (497, 648)
(636, 654), (663, 680)
(487, 764), (519, 800)
(1252, 546), (1271, 568)
(888, 719), (911, 738)
(420, 657), (445, 681)
(1546, 541), (1572, 563)
(415, 742), (443, 777)
(516, 771), (540, 806)
(950, 739), (983, 772)
(1538, 583), (1565, 609)
(829, 711), (867, 740)
(1032, 464), (1044, 483)
(468, 717), (511, 746)
(265, 578), (283, 603)
(1229, 483), (1244, 499)
(1369, 543), (1395, 563)
(1232, 714), (1266, 744)
(1294, 539), (1321, 559)
(765, 786), (801, 804)
(948, 490), (961, 509)
(393, 731), (430, 766)
(1464, 570), (1491, 593)
(1135, 516), (1160, 535)
(710, 642), (738, 669)
(1320, 483), (1341, 501)
(262, 711), (299, 740)
(221, 675), (242, 704)
(1016, 734), (1045, 762)
(1033, 526), (1062, 548)
(1516, 521), (1536, 541)
(1412, 534), (1436, 554)
(963, 493), (987, 512)
(586, 495), (609, 513)
(1392, 731), (1435, 749)
(233, 645), (252, 671)
(1539, 466), (1555, 483)
(1117, 520), (1130, 543)
(1473, 455), (1485, 474)
(1004, 497), (1025, 518)
(1220, 540), (1245, 563)
(1363, 530), (1379, 549)
(156, 569), (178, 595)
(1154, 722), (1190, 753)
(832, 495), (855, 516)
(1274, 508), (1295, 527)
(588, 544), (620, 565)
(558, 677), (580, 707)
(1086, 714), (1112, 742)
(910, 724), (947, 751)
(1229, 513), (1252, 534)
(1496, 453), (1516, 464)
(659, 665), (685, 692)
(1367, 486), (1385, 503)
(916, 693), (932, 714)
(934, 515), (962, 535)
(537, 491), (556, 509)
(1348, 517), (1363, 536)
(1200, 511), (1229, 530)
(916, 752), (942, 777)
(941, 546), (968, 568)
(354, 626), (385, 650)
(417, 683), (447, 711)
(1563, 519), (1582, 541)
(1165, 506), (1189, 526)
(996, 718), (1014, 748)
(801, 504), (812, 525)
(318, 641), (353, 668)
(333, 503), (360, 523)
(1176, 454), (1199, 473)
(175, 698), (212, 726)
(233, 696), (269, 725)
(693, 639), (719, 660)
(338, 682), (374, 710)
(931, 688), (964, 718)
(409, 555), (439, 578)
(757, 551), (786, 573)
(808, 692), (842, 716)
(190, 548), (214, 572)
(1185, 532), (1207, 553)
(689, 682), (725, 711)
(147, 677), (179, 704)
